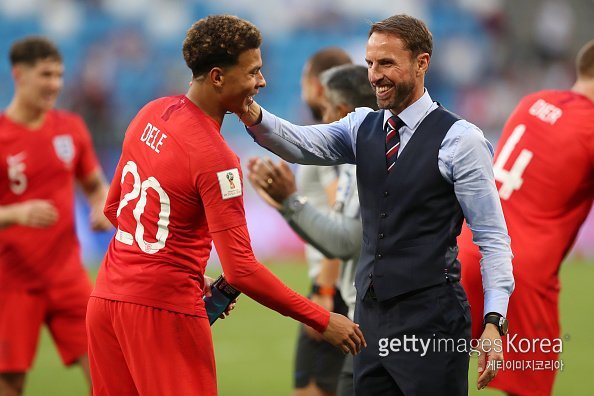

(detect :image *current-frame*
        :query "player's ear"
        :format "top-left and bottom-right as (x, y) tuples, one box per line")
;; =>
(11, 65), (24, 82)
(209, 67), (225, 88)
(416, 53), (430, 76)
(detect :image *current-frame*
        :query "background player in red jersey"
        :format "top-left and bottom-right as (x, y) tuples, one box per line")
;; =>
(86, 15), (365, 396)
(458, 40), (594, 395)
(0, 37), (112, 396)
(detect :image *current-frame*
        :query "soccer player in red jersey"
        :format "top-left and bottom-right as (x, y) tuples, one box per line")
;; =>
(0, 37), (112, 395)
(86, 15), (365, 396)
(458, 40), (594, 395)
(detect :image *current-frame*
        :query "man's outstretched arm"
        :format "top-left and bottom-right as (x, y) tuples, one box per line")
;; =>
(240, 101), (371, 166)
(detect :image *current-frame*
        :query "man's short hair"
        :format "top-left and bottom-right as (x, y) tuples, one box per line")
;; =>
(369, 14), (433, 58)
(320, 64), (377, 110)
(576, 40), (594, 79)
(183, 15), (262, 78)
(9, 36), (62, 66)
(306, 47), (352, 78)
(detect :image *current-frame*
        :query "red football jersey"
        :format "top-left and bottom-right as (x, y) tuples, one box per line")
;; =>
(93, 96), (247, 316)
(460, 90), (594, 293)
(0, 110), (99, 289)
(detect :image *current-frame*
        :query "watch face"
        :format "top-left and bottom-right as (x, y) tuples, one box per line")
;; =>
(499, 317), (509, 336)
(291, 196), (306, 210)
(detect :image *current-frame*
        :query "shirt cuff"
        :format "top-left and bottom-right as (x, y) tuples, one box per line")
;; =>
(483, 289), (510, 318)
(246, 107), (276, 135)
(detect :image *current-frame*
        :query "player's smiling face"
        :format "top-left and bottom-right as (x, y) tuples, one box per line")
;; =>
(221, 48), (266, 115)
(366, 32), (421, 114)
(15, 58), (64, 113)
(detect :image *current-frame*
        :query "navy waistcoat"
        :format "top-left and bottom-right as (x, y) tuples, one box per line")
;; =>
(354, 106), (464, 301)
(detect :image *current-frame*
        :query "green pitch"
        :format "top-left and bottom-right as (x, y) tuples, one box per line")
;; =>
(24, 259), (594, 395)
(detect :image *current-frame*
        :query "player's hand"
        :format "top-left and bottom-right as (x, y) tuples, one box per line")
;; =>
(204, 275), (216, 297)
(247, 157), (282, 209)
(220, 298), (237, 319)
(13, 200), (58, 228)
(304, 294), (335, 341)
(90, 205), (113, 231)
(204, 275), (237, 320)
(322, 312), (366, 355)
(477, 324), (504, 390)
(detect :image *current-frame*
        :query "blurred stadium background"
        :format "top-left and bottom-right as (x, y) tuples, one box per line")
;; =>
(0, 0), (592, 395)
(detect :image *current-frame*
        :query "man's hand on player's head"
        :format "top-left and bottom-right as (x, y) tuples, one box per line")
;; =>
(322, 312), (366, 355)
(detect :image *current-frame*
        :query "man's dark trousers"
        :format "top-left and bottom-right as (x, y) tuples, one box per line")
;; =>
(353, 282), (471, 395)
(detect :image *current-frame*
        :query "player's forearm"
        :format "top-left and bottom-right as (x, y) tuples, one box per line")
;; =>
(0, 205), (18, 228)
(212, 225), (330, 332)
(228, 265), (330, 333)
(81, 170), (110, 209)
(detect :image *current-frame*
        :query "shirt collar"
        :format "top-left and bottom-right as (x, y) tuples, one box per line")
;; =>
(383, 89), (433, 130)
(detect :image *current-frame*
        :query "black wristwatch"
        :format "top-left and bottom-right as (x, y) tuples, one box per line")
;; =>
(280, 194), (307, 218)
(484, 313), (508, 336)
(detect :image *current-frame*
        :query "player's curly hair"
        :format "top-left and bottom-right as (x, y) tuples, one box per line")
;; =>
(9, 36), (62, 66)
(183, 15), (262, 78)
(369, 14), (432, 58)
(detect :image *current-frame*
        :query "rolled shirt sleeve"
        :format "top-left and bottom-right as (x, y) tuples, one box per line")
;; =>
(439, 120), (515, 317)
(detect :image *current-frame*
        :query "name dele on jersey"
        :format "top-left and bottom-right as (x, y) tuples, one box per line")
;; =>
(140, 122), (168, 153)
(217, 168), (242, 199)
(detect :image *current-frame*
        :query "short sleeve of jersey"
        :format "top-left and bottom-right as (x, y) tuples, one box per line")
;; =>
(72, 115), (100, 180)
(194, 147), (247, 233)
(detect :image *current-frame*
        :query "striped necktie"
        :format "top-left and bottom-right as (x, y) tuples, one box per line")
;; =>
(385, 115), (403, 173)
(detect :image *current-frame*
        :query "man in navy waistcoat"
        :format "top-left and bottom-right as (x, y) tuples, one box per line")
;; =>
(239, 14), (514, 396)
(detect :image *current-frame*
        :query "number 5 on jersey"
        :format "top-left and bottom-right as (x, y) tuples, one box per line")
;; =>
(493, 124), (534, 200)
(115, 160), (171, 254)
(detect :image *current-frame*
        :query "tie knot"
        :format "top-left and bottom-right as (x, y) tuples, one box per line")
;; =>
(386, 115), (402, 131)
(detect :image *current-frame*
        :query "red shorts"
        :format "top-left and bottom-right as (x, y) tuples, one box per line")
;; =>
(86, 297), (216, 396)
(460, 247), (560, 396)
(0, 276), (92, 372)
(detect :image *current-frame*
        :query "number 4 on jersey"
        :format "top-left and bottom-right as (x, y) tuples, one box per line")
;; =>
(115, 160), (171, 254)
(493, 124), (533, 200)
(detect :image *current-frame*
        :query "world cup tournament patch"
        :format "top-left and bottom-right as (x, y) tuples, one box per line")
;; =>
(217, 168), (242, 199)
